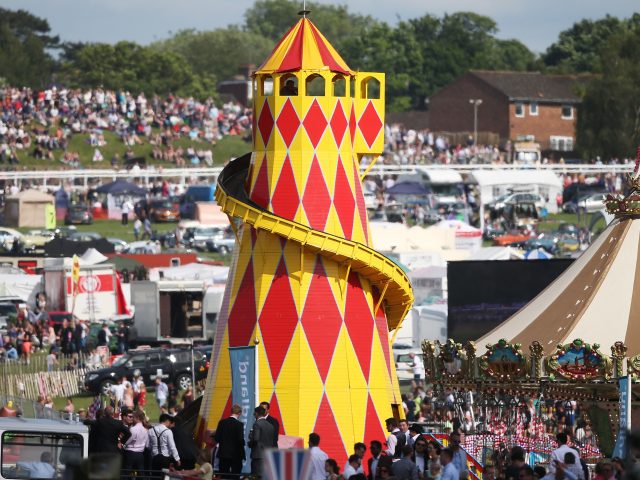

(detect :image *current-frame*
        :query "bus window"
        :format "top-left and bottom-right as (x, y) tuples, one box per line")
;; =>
(2, 431), (83, 479)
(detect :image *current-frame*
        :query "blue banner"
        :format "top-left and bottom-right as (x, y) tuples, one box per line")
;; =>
(612, 376), (630, 459)
(229, 346), (256, 472)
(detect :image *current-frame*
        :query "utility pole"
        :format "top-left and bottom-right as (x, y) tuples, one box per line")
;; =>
(469, 98), (483, 145)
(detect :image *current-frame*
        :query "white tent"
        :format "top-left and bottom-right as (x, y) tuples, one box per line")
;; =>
(149, 263), (229, 284)
(468, 246), (524, 260)
(477, 217), (640, 353)
(0, 274), (42, 302)
(434, 220), (482, 252)
(470, 170), (562, 213)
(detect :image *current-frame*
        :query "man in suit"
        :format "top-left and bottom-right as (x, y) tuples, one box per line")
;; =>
(367, 440), (383, 480)
(248, 405), (274, 476)
(215, 404), (246, 477)
(392, 445), (420, 480)
(84, 405), (131, 455)
(260, 401), (280, 447)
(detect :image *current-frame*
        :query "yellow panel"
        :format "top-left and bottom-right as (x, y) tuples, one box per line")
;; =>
(256, 326), (275, 405)
(202, 329), (233, 430)
(225, 231), (254, 314)
(321, 256), (347, 317)
(253, 233), (284, 316)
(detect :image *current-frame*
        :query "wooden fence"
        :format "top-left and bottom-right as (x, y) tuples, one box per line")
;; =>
(2, 368), (89, 400)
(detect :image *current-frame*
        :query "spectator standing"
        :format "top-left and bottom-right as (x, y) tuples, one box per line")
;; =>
(549, 433), (579, 475)
(449, 432), (469, 480)
(385, 417), (406, 459)
(248, 405), (274, 477)
(392, 445), (420, 480)
(260, 400), (280, 447)
(84, 405), (131, 455)
(155, 378), (169, 408)
(308, 433), (328, 480)
(441, 449), (459, 480)
(121, 199), (132, 225)
(133, 217), (142, 240)
(343, 454), (363, 479)
(148, 413), (180, 470)
(123, 410), (148, 474)
(214, 404), (246, 476)
(368, 440), (383, 480)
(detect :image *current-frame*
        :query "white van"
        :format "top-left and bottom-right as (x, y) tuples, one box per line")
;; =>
(0, 417), (88, 479)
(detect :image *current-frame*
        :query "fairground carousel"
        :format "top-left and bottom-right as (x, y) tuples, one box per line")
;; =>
(420, 174), (640, 469)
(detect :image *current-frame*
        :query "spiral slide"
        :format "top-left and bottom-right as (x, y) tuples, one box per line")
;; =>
(215, 153), (414, 330)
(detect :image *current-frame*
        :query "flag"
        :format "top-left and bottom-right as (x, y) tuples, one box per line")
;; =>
(263, 449), (312, 480)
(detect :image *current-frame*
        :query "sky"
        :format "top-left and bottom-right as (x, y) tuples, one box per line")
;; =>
(0, 0), (638, 53)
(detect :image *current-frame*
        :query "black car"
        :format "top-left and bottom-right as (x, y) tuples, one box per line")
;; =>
(64, 204), (93, 225)
(84, 346), (211, 395)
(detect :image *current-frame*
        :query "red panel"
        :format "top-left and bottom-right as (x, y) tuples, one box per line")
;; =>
(333, 157), (355, 240)
(269, 392), (284, 435)
(250, 155), (270, 209)
(313, 394), (348, 466)
(257, 100), (274, 145)
(352, 160), (369, 244)
(276, 99), (300, 147)
(259, 259), (299, 382)
(344, 272), (374, 380)
(349, 104), (357, 146)
(222, 391), (233, 419)
(277, 23), (305, 73)
(372, 290), (393, 377)
(302, 155), (331, 231)
(330, 102), (348, 148)
(358, 101), (383, 148)
(302, 99), (328, 148)
(228, 262), (257, 347)
(362, 394), (387, 472)
(271, 155), (300, 221)
(307, 22), (351, 75)
(301, 258), (343, 382)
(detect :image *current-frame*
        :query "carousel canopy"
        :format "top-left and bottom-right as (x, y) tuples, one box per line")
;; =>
(478, 217), (640, 353)
(255, 17), (354, 75)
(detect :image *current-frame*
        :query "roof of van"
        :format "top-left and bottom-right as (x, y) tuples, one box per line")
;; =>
(413, 167), (463, 184)
(0, 417), (88, 433)
(469, 170), (562, 188)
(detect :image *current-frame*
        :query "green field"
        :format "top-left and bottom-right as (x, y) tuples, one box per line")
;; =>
(53, 392), (163, 421)
(10, 128), (250, 170)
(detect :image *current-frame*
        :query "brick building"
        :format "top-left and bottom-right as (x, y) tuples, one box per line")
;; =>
(428, 70), (585, 151)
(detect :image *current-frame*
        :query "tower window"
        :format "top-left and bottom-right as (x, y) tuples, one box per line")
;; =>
(332, 75), (346, 97)
(261, 76), (274, 96)
(361, 77), (380, 99)
(305, 74), (326, 97)
(279, 75), (298, 96)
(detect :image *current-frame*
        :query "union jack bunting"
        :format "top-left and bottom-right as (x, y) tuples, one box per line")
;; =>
(263, 448), (313, 480)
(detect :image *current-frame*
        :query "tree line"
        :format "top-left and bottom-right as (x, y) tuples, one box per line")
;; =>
(1, 0), (639, 158)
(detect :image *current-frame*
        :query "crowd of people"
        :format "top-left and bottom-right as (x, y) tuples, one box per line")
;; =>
(0, 86), (252, 167)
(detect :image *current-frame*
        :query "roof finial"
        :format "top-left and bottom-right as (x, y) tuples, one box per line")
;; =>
(298, 0), (310, 17)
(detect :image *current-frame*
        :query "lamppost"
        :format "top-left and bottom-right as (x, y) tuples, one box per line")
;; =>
(469, 98), (483, 145)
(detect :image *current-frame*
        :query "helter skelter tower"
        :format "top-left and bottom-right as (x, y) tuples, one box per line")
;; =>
(200, 14), (413, 463)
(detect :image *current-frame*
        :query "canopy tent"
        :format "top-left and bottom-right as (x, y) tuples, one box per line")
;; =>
(434, 220), (482, 252)
(477, 217), (640, 353)
(524, 248), (553, 260)
(255, 18), (354, 75)
(0, 274), (41, 302)
(95, 180), (146, 196)
(4, 189), (55, 228)
(386, 181), (431, 195)
(468, 246), (524, 260)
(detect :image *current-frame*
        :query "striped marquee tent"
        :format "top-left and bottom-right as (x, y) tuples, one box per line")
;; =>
(478, 217), (640, 353)
(255, 17), (354, 75)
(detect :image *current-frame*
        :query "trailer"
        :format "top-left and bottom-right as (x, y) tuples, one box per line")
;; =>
(43, 259), (119, 322)
(130, 280), (223, 343)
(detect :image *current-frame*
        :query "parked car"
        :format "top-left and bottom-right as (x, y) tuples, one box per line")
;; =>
(148, 199), (180, 222)
(0, 303), (17, 332)
(490, 193), (545, 211)
(124, 240), (162, 254)
(394, 348), (424, 383)
(185, 225), (229, 251)
(46, 311), (74, 334)
(107, 238), (128, 253)
(68, 232), (102, 242)
(563, 193), (606, 214)
(83, 347), (210, 394)
(65, 204), (94, 225)
(205, 228), (236, 254)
